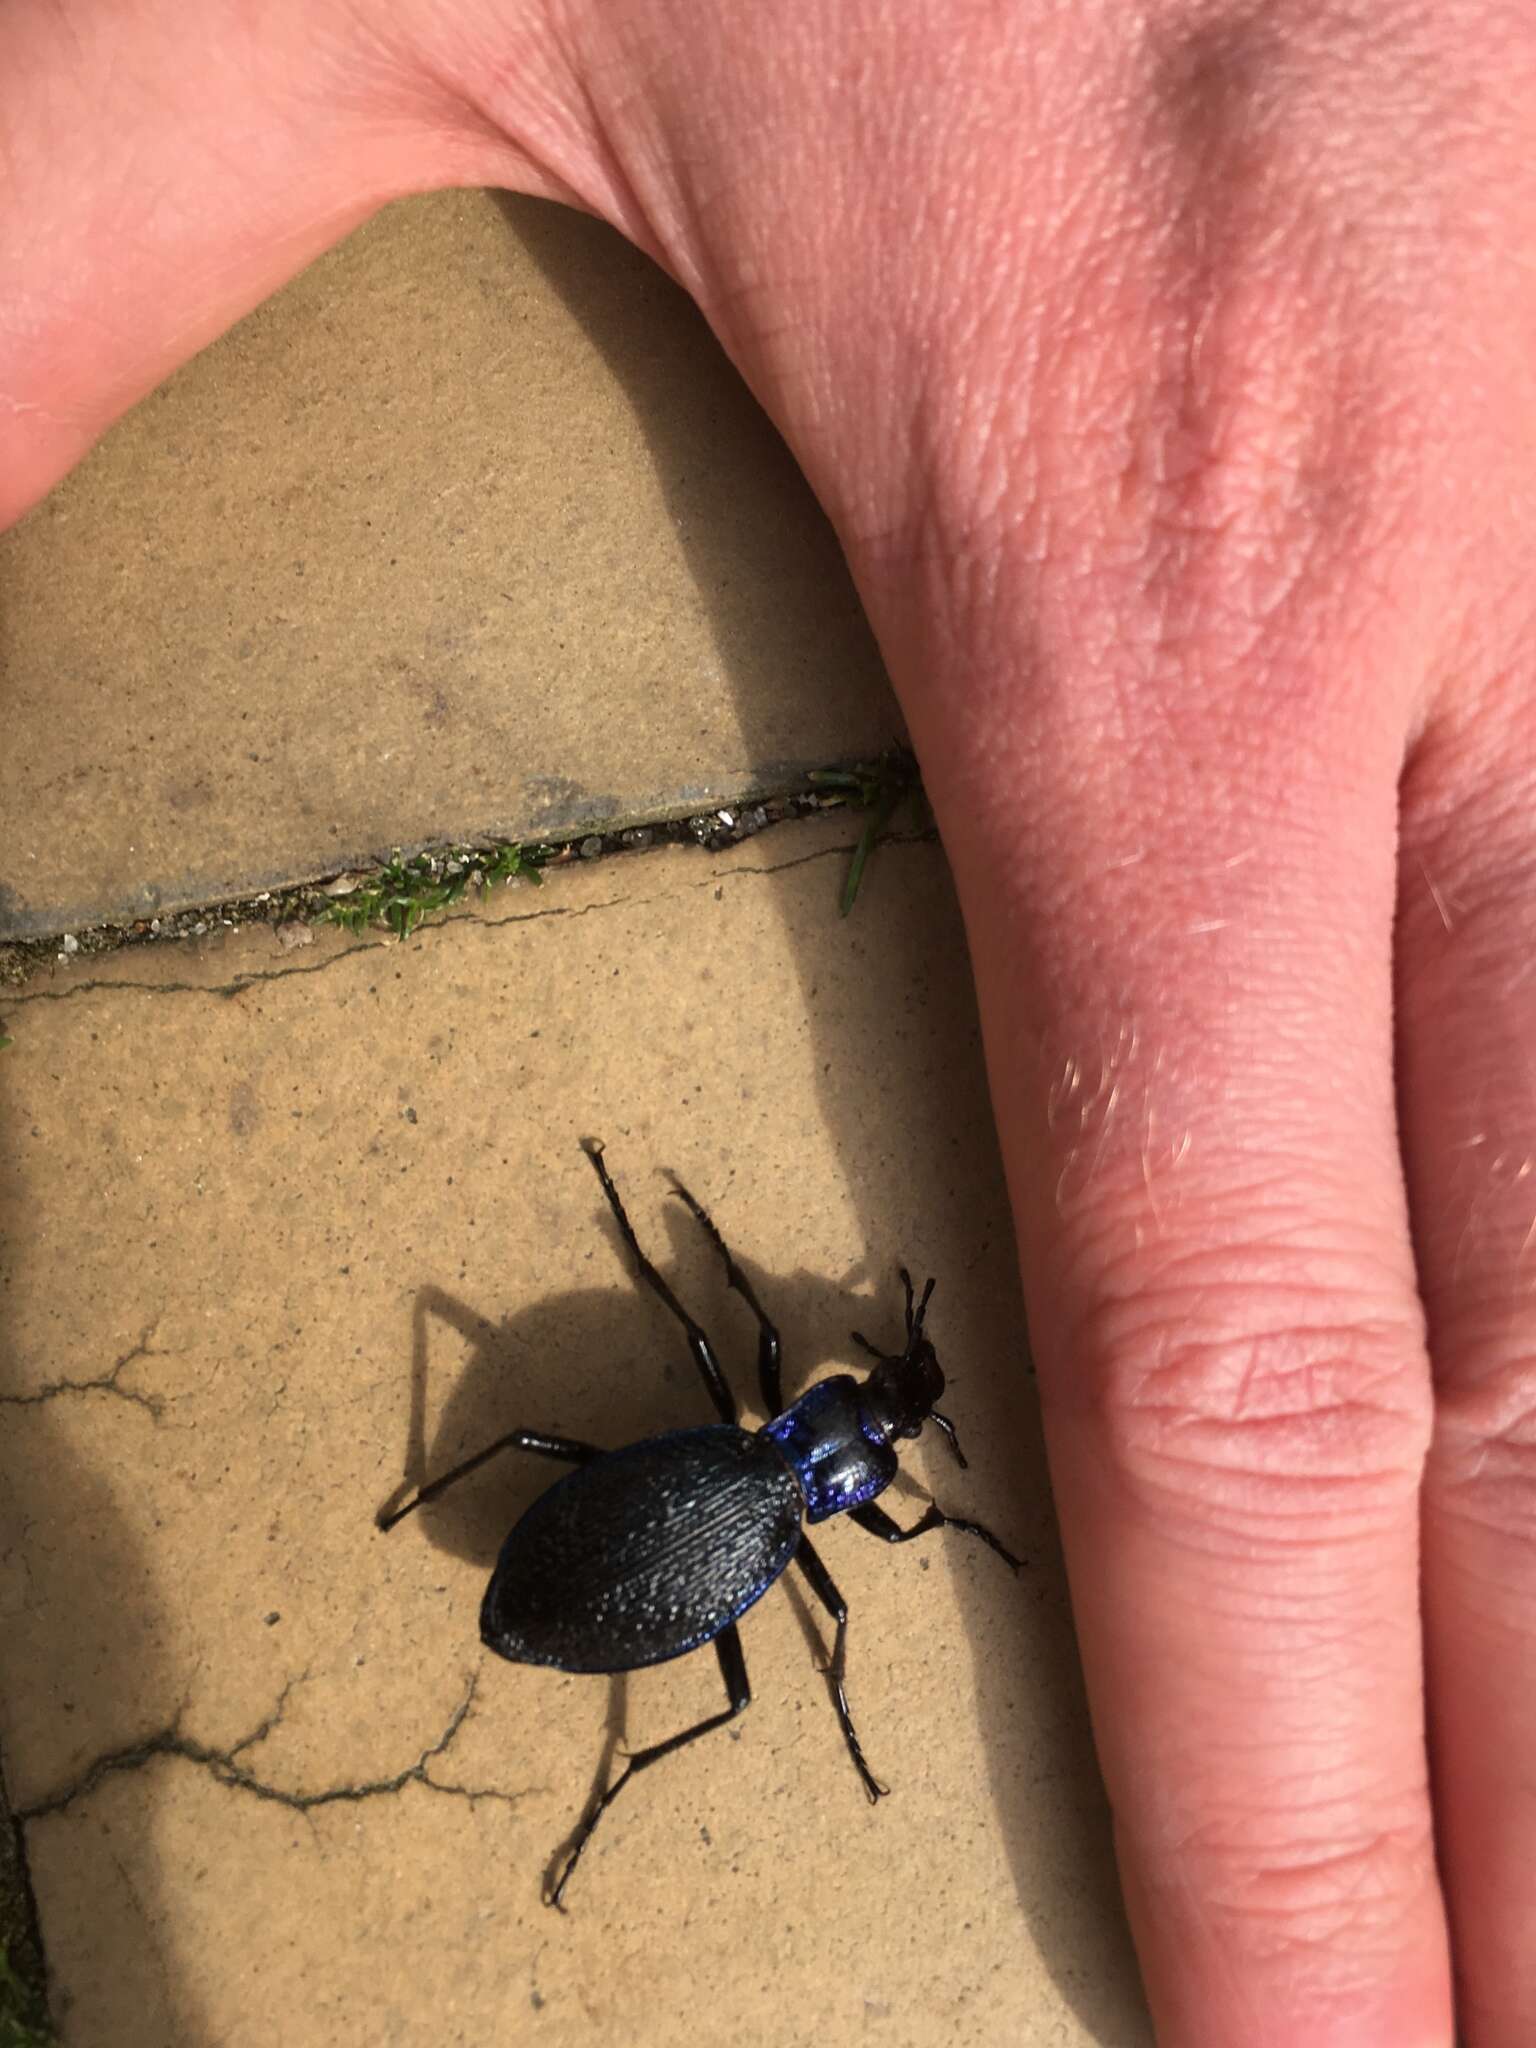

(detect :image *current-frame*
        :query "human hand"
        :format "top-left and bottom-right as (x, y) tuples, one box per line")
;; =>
(6, 3), (1535, 2041)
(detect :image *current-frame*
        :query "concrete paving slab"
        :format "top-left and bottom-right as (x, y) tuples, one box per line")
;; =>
(0, 190), (896, 942)
(0, 820), (1147, 2047)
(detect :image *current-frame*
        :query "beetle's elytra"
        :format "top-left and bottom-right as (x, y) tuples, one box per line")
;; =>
(484, 1427), (804, 1674)
(379, 1139), (1023, 1908)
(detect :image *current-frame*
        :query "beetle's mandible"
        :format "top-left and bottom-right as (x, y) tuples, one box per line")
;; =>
(377, 1138), (1024, 1908)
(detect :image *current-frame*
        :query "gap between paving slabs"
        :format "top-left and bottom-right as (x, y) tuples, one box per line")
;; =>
(0, 751), (925, 2036)
(0, 754), (924, 1009)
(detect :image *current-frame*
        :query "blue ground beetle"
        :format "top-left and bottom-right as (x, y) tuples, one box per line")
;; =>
(378, 1139), (1023, 1907)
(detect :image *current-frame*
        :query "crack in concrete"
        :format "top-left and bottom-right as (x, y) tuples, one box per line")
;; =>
(3, 895), (633, 1009)
(16, 1672), (513, 1826)
(223, 1671), (308, 1763)
(4, 939), (389, 1009)
(3, 835), (877, 1013)
(0, 1324), (166, 1420)
(680, 838), (896, 889)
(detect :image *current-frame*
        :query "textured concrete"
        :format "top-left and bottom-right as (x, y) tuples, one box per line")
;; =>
(0, 824), (1148, 2047)
(0, 190), (896, 941)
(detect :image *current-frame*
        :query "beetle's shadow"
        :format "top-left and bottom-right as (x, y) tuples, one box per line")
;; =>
(376, 1203), (929, 1569)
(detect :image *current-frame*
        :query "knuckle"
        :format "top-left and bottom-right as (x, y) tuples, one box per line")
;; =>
(1166, 1804), (1436, 1959)
(1062, 1258), (1431, 1530)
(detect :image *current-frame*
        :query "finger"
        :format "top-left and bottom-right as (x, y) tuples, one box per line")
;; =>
(911, 690), (1451, 2044)
(0, 0), (552, 524)
(1398, 710), (1536, 2048)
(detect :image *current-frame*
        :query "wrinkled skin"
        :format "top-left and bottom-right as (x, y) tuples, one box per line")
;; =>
(5, 4), (1536, 2041)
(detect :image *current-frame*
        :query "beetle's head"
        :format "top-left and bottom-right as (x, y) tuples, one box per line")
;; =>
(857, 1269), (946, 1442)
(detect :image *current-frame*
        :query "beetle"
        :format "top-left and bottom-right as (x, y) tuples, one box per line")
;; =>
(378, 1138), (1023, 1907)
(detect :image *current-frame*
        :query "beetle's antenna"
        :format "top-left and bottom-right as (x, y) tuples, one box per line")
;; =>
(929, 1408), (967, 1469)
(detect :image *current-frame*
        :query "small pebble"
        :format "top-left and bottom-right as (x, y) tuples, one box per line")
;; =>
(274, 922), (314, 951)
(61, 933), (79, 955)
(579, 835), (602, 859)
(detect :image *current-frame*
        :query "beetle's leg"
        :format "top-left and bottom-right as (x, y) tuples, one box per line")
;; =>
(582, 1139), (737, 1424)
(793, 1535), (888, 1802)
(900, 1268), (936, 1342)
(375, 1431), (599, 1533)
(546, 1622), (751, 1911)
(849, 1499), (1025, 1572)
(668, 1176), (783, 1416)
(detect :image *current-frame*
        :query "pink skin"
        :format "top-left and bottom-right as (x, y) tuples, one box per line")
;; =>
(6, 1), (1536, 2040)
